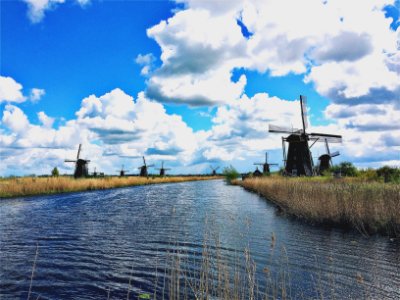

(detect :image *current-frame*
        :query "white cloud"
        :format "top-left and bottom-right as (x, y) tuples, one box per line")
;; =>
(30, 88), (46, 102)
(38, 111), (55, 128)
(23, 0), (90, 23)
(0, 76), (26, 103)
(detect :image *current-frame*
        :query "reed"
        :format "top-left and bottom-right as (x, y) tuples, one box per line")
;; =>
(0, 176), (220, 199)
(233, 177), (400, 236)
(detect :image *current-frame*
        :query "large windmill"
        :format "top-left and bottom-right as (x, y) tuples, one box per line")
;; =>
(269, 95), (342, 176)
(254, 152), (278, 175)
(138, 156), (154, 177)
(156, 161), (171, 176)
(117, 165), (129, 177)
(65, 144), (90, 178)
(209, 166), (220, 176)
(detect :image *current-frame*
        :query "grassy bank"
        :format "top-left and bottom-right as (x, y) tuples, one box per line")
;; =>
(0, 176), (220, 199)
(233, 177), (400, 236)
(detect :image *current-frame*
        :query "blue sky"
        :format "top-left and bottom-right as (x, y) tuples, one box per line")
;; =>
(0, 0), (399, 175)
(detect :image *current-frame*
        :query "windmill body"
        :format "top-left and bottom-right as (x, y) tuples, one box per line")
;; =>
(210, 166), (220, 176)
(284, 134), (314, 176)
(65, 144), (90, 178)
(253, 167), (263, 177)
(269, 95), (342, 176)
(117, 165), (129, 177)
(139, 156), (154, 177)
(156, 161), (171, 176)
(254, 152), (278, 175)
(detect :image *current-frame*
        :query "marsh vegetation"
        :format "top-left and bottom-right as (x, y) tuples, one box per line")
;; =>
(0, 176), (220, 198)
(234, 176), (400, 236)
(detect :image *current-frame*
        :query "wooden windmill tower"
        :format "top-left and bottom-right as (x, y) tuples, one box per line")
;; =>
(138, 156), (154, 177)
(156, 161), (171, 176)
(254, 152), (278, 175)
(209, 166), (220, 176)
(65, 144), (90, 178)
(269, 95), (342, 176)
(117, 165), (129, 177)
(318, 139), (340, 174)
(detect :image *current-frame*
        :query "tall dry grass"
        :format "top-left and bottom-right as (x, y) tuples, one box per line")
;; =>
(0, 176), (219, 198)
(233, 177), (400, 236)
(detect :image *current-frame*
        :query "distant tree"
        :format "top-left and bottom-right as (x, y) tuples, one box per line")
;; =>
(51, 167), (60, 177)
(377, 166), (400, 183)
(330, 162), (358, 177)
(222, 165), (239, 183)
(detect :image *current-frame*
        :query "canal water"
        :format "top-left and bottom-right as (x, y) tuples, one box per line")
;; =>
(0, 179), (399, 299)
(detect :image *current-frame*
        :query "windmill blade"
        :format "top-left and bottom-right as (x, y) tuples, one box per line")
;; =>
(282, 137), (286, 164)
(269, 163), (279, 166)
(269, 124), (301, 134)
(330, 151), (340, 157)
(142, 156), (146, 166)
(65, 159), (77, 162)
(77, 144), (82, 159)
(309, 133), (342, 143)
(325, 139), (331, 156)
(300, 95), (308, 132)
(161, 161), (164, 168)
(265, 152), (268, 164)
(147, 164), (155, 167)
(164, 168), (171, 170)
(215, 166), (220, 171)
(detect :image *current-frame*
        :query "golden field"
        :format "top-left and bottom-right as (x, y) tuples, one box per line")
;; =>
(233, 176), (400, 236)
(0, 176), (220, 198)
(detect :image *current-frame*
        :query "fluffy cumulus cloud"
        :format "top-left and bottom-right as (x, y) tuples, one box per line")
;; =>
(0, 76), (26, 103)
(0, 88), (200, 175)
(141, 0), (399, 167)
(23, 0), (90, 23)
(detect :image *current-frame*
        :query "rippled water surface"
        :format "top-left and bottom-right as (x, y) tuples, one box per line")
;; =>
(1, 179), (399, 299)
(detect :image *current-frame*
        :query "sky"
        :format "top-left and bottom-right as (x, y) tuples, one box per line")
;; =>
(0, 0), (399, 176)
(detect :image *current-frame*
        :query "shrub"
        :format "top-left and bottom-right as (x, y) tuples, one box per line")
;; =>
(223, 165), (240, 183)
(51, 167), (60, 177)
(377, 166), (400, 183)
(330, 162), (358, 177)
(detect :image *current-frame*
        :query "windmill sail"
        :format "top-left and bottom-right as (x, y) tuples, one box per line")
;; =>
(300, 95), (308, 132)
(269, 124), (302, 134)
(309, 133), (342, 143)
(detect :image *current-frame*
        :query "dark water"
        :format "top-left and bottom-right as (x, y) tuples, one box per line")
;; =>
(0, 180), (399, 299)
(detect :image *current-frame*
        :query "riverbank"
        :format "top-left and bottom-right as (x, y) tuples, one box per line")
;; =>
(233, 177), (400, 236)
(0, 176), (221, 198)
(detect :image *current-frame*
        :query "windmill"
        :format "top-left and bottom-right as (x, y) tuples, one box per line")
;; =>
(269, 95), (342, 176)
(117, 165), (129, 177)
(318, 139), (340, 174)
(138, 156), (154, 177)
(156, 161), (171, 176)
(254, 152), (279, 175)
(209, 166), (220, 176)
(93, 167), (98, 177)
(65, 144), (90, 178)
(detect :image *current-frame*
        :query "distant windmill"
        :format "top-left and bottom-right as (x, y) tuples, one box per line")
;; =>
(93, 167), (98, 177)
(156, 161), (171, 176)
(117, 165), (129, 177)
(209, 166), (220, 176)
(254, 152), (278, 175)
(269, 95), (342, 176)
(318, 139), (340, 174)
(65, 144), (90, 178)
(253, 167), (263, 177)
(138, 156), (154, 177)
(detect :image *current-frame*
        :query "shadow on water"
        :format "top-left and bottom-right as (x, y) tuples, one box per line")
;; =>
(0, 180), (399, 299)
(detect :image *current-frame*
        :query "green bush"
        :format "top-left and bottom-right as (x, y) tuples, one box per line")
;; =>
(377, 166), (400, 183)
(330, 162), (358, 177)
(223, 165), (240, 183)
(51, 167), (60, 177)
